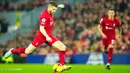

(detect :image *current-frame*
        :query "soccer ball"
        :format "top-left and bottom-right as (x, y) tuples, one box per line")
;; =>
(53, 63), (63, 73)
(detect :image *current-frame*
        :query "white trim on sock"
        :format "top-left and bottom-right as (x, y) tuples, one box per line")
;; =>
(107, 63), (110, 66)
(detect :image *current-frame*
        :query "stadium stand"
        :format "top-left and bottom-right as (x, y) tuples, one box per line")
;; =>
(0, 0), (130, 58)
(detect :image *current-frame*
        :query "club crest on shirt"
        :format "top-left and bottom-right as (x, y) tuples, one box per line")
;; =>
(41, 18), (46, 24)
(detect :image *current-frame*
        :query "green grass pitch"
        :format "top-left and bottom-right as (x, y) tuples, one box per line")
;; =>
(0, 64), (130, 73)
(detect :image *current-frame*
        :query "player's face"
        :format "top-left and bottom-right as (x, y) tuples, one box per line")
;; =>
(108, 10), (115, 17)
(49, 5), (57, 14)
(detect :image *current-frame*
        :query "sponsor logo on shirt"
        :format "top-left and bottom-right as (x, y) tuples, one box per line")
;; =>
(105, 26), (114, 30)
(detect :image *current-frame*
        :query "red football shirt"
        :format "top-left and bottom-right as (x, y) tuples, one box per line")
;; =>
(37, 9), (54, 36)
(99, 16), (121, 37)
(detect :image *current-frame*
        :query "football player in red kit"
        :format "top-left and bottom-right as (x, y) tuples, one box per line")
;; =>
(4, 1), (71, 71)
(97, 8), (122, 70)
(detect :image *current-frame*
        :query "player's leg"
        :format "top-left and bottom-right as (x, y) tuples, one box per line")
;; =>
(24, 34), (46, 54)
(52, 41), (66, 65)
(4, 47), (26, 59)
(11, 44), (37, 54)
(48, 36), (71, 71)
(102, 38), (108, 53)
(25, 44), (37, 54)
(4, 35), (45, 59)
(4, 44), (36, 59)
(106, 39), (115, 70)
(107, 44), (114, 64)
(52, 41), (71, 71)
(102, 38), (111, 70)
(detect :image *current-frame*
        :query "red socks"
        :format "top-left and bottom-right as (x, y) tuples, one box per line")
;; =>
(11, 47), (26, 54)
(59, 51), (65, 66)
(107, 48), (113, 63)
(11, 48), (65, 65)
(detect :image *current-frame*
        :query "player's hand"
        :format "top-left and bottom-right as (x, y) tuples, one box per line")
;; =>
(117, 35), (122, 41)
(58, 4), (65, 8)
(118, 35), (122, 39)
(46, 36), (52, 42)
(101, 33), (107, 39)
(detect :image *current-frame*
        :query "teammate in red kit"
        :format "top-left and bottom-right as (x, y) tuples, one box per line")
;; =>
(97, 8), (122, 70)
(4, 1), (71, 71)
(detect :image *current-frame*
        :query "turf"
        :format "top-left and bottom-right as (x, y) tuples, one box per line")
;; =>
(0, 64), (130, 73)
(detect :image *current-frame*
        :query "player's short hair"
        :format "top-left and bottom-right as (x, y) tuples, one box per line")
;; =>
(49, 1), (58, 7)
(108, 8), (114, 11)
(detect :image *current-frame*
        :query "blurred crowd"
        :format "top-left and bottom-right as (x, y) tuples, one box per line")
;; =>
(54, 0), (130, 55)
(0, 0), (130, 56)
(0, 0), (58, 12)
(0, 18), (9, 34)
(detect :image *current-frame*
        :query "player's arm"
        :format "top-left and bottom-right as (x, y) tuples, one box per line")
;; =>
(97, 25), (103, 35)
(118, 27), (122, 35)
(40, 26), (52, 42)
(117, 19), (122, 38)
(40, 26), (49, 37)
(97, 25), (107, 39)
(117, 27), (122, 39)
(97, 18), (107, 39)
(57, 4), (65, 8)
(40, 17), (52, 42)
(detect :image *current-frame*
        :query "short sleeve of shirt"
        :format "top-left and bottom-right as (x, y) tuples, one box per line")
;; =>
(116, 19), (121, 27)
(99, 18), (104, 26)
(40, 17), (48, 26)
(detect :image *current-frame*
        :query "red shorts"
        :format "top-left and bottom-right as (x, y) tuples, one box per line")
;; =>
(31, 34), (59, 47)
(102, 36), (116, 49)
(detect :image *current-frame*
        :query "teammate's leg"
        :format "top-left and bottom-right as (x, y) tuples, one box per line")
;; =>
(102, 38), (108, 53)
(106, 44), (114, 70)
(106, 39), (115, 70)
(102, 38), (111, 70)
(107, 44), (114, 64)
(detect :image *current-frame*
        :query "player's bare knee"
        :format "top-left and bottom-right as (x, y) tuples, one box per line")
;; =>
(25, 44), (36, 54)
(25, 49), (31, 54)
(111, 45), (114, 48)
(109, 44), (114, 48)
(60, 45), (66, 51)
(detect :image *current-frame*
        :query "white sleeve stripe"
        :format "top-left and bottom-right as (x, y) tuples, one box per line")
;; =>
(100, 18), (103, 23)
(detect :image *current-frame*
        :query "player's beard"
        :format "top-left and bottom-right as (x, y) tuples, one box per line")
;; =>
(51, 12), (54, 14)
(52, 10), (56, 14)
(109, 16), (114, 20)
(51, 11), (56, 14)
